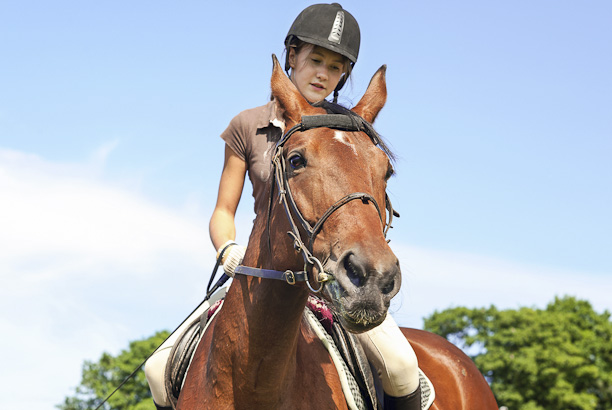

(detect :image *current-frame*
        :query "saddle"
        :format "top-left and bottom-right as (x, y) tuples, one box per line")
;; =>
(304, 302), (435, 410)
(164, 299), (224, 409)
(164, 296), (434, 410)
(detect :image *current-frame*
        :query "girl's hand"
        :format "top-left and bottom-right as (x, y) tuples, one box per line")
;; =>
(217, 240), (246, 277)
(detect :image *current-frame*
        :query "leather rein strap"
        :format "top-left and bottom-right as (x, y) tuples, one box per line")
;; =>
(235, 109), (399, 293)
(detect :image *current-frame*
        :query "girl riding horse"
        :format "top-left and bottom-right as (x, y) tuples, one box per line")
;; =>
(146, 4), (420, 409)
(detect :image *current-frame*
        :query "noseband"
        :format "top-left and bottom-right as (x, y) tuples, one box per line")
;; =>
(234, 104), (399, 293)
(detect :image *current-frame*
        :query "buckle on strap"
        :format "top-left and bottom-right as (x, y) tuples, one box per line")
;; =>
(284, 270), (296, 285)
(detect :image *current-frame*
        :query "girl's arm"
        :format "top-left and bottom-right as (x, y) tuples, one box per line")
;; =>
(209, 144), (247, 251)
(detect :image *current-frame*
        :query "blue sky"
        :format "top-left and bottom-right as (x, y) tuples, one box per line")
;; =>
(1, 1), (610, 409)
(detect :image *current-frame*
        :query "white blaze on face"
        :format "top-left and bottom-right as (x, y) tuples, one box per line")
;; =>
(333, 131), (358, 156)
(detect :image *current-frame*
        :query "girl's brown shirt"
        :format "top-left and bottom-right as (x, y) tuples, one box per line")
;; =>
(220, 100), (284, 214)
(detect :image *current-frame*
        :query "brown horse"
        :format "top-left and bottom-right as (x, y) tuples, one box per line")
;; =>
(177, 56), (498, 409)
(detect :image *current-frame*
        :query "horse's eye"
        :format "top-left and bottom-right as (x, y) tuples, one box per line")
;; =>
(288, 154), (306, 170)
(385, 165), (395, 180)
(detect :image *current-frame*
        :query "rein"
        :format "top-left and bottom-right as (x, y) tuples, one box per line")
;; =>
(92, 243), (235, 410)
(236, 106), (399, 293)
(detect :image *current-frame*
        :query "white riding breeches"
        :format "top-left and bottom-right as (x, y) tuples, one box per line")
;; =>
(353, 314), (420, 397)
(145, 294), (419, 405)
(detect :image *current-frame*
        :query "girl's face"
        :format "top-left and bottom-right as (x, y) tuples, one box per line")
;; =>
(289, 45), (346, 103)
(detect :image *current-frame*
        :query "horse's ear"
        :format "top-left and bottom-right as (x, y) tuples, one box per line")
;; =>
(270, 54), (316, 125)
(352, 65), (387, 123)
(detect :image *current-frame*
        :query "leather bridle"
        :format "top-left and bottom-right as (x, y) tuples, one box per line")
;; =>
(234, 107), (399, 293)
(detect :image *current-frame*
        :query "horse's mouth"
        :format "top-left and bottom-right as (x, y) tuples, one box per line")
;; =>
(339, 306), (386, 333)
(323, 279), (388, 333)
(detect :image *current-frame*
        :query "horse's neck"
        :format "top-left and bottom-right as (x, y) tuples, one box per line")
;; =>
(213, 276), (308, 406)
(210, 216), (309, 407)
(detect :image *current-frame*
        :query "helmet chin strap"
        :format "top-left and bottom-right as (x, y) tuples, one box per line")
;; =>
(332, 63), (352, 103)
(332, 76), (346, 103)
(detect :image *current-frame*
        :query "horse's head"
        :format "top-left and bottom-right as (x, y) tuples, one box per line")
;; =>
(269, 55), (401, 333)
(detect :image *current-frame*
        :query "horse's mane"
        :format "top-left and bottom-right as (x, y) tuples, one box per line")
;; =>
(313, 100), (396, 163)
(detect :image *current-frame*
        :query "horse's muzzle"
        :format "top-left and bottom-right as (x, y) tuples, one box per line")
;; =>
(325, 246), (401, 332)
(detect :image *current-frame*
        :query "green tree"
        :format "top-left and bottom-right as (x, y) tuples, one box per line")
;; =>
(58, 330), (170, 410)
(424, 296), (612, 410)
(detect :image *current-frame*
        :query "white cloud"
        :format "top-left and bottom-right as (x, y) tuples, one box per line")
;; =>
(390, 244), (612, 328)
(0, 148), (209, 279)
(0, 147), (215, 410)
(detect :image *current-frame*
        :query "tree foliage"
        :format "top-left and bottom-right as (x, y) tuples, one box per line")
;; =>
(424, 296), (612, 410)
(58, 330), (170, 410)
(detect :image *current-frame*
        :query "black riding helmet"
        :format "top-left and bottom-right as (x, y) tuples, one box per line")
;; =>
(284, 3), (361, 101)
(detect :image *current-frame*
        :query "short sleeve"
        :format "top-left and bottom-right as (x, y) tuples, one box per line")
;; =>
(220, 114), (248, 161)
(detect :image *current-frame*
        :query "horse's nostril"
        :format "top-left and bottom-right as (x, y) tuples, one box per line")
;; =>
(381, 276), (395, 295)
(344, 253), (365, 287)
(341, 251), (400, 295)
